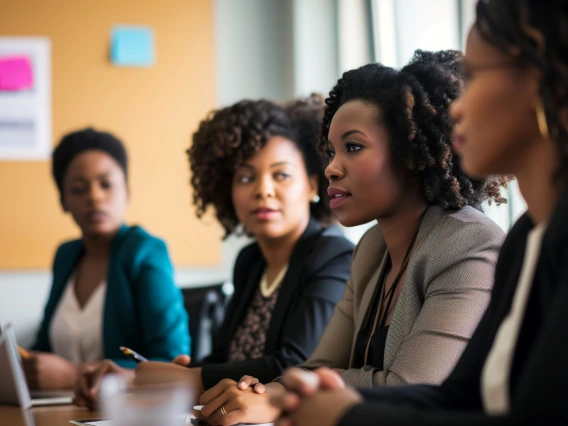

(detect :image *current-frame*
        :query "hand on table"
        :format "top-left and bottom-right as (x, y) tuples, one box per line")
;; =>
(74, 359), (134, 410)
(22, 352), (79, 390)
(272, 368), (362, 426)
(197, 378), (281, 425)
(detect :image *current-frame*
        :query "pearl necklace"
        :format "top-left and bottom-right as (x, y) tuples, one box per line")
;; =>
(260, 265), (288, 298)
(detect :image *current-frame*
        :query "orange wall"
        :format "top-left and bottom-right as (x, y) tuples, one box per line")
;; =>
(0, 0), (222, 269)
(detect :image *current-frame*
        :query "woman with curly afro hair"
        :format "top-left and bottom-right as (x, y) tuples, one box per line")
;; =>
(204, 50), (509, 426)
(86, 96), (356, 411)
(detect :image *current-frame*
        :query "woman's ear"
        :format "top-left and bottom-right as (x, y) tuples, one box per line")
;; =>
(309, 174), (319, 200)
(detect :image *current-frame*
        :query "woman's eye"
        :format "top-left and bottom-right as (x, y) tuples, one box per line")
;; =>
(237, 175), (253, 184)
(324, 149), (335, 159)
(70, 187), (86, 195)
(274, 172), (291, 181)
(346, 143), (362, 153)
(100, 181), (112, 190)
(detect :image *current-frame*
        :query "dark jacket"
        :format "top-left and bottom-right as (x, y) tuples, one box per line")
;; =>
(199, 218), (354, 389)
(339, 186), (568, 426)
(32, 225), (190, 367)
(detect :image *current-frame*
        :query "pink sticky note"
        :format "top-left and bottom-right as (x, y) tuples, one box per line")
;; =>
(0, 56), (34, 91)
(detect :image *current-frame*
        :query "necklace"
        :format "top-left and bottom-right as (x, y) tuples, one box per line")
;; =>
(260, 265), (288, 298)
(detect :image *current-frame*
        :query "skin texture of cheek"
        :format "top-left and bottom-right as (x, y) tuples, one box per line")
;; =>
(461, 82), (535, 178)
(340, 157), (404, 227)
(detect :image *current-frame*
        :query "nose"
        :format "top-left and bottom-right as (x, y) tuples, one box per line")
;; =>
(325, 156), (344, 182)
(255, 174), (275, 199)
(450, 95), (463, 124)
(88, 183), (105, 205)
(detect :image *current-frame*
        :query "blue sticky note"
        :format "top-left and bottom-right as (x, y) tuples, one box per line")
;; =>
(111, 26), (155, 67)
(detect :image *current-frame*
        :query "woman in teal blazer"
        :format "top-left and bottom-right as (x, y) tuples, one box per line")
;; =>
(26, 128), (189, 390)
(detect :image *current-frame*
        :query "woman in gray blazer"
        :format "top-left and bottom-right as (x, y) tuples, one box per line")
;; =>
(181, 51), (509, 426)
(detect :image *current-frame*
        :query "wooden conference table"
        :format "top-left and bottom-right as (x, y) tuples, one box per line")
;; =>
(0, 404), (100, 426)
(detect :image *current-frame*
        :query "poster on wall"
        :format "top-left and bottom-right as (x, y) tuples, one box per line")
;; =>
(0, 37), (51, 161)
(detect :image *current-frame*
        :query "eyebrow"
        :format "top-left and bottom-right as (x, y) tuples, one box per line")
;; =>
(237, 161), (296, 169)
(341, 129), (367, 139)
(69, 172), (111, 182)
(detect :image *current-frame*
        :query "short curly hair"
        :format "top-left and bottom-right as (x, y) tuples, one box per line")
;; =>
(188, 95), (332, 238)
(319, 49), (509, 210)
(52, 127), (128, 206)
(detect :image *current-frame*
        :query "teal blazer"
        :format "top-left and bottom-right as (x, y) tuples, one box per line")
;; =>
(32, 225), (190, 368)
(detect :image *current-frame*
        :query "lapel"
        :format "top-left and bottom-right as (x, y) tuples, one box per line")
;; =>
(354, 249), (389, 340)
(349, 248), (388, 366)
(354, 205), (443, 332)
(263, 218), (323, 353)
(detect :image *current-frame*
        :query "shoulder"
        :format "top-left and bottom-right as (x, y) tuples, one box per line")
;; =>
(121, 225), (167, 251)
(53, 238), (82, 266)
(303, 224), (355, 274)
(423, 206), (505, 251)
(115, 226), (171, 265)
(311, 224), (355, 258)
(234, 240), (263, 269)
(411, 207), (505, 288)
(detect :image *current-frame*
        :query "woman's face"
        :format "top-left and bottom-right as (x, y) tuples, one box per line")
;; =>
(231, 136), (318, 242)
(62, 150), (129, 238)
(325, 100), (411, 226)
(450, 26), (541, 178)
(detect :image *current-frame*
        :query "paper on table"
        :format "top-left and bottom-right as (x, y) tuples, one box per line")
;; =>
(70, 413), (198, 426)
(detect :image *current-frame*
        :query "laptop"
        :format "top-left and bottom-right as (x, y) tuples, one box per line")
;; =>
(0, 323), (73, 407)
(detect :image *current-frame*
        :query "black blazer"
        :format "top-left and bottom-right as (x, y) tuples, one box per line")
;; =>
(199, 218), (354, 389)
(339, 187), (568, 426)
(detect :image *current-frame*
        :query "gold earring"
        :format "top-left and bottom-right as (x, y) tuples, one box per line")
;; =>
(536, 102), (550, 140)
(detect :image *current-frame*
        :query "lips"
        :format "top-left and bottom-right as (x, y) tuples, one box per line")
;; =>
(252, 207), (279, 220)
(452, 132), (466, 153)
(327, 187), (352, 209)
(85, 210), (108, 223)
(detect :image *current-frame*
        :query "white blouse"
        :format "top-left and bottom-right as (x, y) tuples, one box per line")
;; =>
(49, 276), (107, 363)
(481, 223), (547, 414)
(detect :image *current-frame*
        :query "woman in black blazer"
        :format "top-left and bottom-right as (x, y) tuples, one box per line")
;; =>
(171, 95), (354, 399)
(271, 1), (568, 425)
(74, 95), (353, 409)
(197, 217), (352, 389)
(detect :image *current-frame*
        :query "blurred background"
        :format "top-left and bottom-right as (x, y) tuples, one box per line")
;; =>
(0, 0), (525, 347)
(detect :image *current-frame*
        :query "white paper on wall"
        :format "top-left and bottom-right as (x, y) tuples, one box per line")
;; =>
(0, 37), (51, 161)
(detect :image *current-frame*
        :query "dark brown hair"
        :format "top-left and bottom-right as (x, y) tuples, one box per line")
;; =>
(188, 95), (332, 238)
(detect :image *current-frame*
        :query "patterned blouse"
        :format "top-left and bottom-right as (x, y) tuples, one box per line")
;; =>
(228, 287), (280, 362)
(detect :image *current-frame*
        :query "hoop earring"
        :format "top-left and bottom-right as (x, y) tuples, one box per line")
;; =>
(536, 102), (550, 140)
(311, 195), (320, 204)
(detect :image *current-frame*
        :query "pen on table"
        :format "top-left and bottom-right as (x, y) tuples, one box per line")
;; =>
(18, 345), (30, 359)
(119, 346), (148, 363)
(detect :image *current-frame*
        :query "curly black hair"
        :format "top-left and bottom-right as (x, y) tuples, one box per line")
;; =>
(475, 0), (568, 182)
(188, 95), (332, 238)
(319, 49), (509, 210)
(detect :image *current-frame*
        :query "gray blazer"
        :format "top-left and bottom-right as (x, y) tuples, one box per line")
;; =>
(300, 205), (505, 388)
